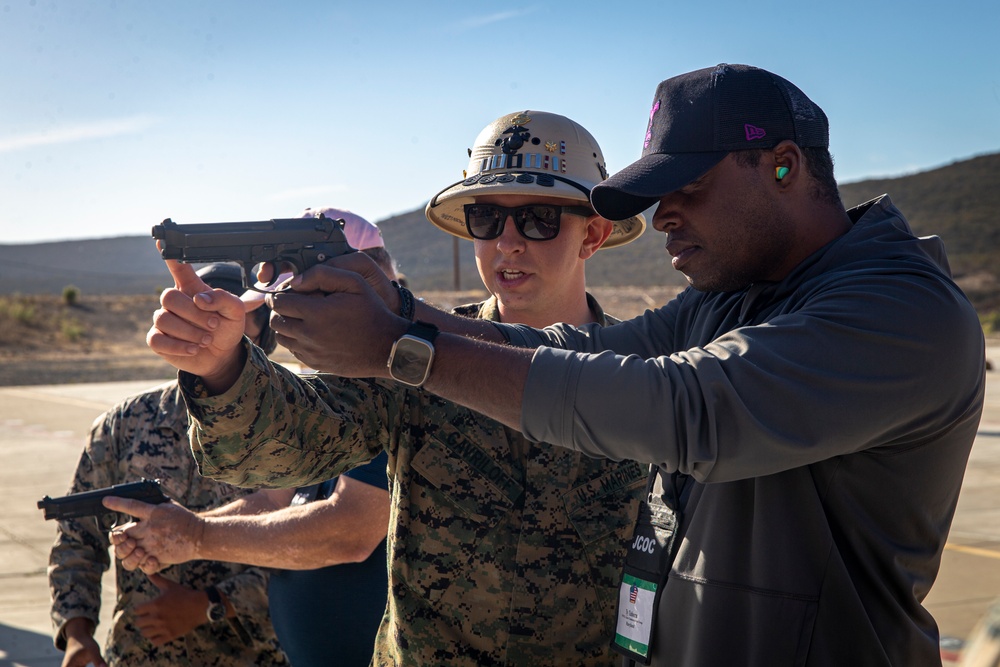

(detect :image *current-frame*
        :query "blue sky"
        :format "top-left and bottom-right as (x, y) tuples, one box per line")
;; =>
(2, 0), (998, 243)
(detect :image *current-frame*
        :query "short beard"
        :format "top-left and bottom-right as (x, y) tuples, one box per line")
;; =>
(688, 197), (794, 293)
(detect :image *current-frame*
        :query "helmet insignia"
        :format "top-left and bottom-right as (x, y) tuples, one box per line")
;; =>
(499, 113), (533, 155)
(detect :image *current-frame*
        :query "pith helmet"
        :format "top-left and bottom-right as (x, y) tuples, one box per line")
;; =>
(425, 110), (645, 248)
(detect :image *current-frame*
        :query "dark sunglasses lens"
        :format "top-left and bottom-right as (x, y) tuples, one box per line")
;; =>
(517, 206), (560, 240)
(465, 205), (502, 239)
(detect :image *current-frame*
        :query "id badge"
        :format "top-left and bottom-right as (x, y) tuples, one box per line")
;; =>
(611, 477), (681, 664)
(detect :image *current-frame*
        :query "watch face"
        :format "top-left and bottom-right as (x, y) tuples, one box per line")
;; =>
(208, 601), (227, 623)
(390, 335), (434, 386)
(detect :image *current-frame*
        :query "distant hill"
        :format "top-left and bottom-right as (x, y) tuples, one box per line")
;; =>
(0, 235), (171, 296)
(837, 152), (1000, 312)
(838, 152), (999, 267)
(2, 150), (997, 313)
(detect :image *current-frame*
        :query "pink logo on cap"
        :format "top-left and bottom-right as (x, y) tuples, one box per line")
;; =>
(744, 124), (767, 141)
(644, 101), (661, 149)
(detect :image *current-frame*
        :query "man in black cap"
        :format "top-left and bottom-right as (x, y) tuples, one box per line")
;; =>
(142, 65), (985, 665)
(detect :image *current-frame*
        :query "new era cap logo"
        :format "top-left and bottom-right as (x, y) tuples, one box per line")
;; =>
(644, 101), (661, 149)
(744, 124), (766, 141)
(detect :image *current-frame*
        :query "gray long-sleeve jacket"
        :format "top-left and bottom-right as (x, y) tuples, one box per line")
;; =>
(502, 196), (985, 665)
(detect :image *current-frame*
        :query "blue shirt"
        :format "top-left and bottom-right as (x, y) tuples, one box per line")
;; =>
(267, 451), (389, 667)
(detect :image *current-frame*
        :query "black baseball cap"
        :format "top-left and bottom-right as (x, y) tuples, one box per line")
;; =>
(591, 64), (829, 221)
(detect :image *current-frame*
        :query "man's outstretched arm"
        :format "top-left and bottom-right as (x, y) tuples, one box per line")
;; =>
(265, 262), (533, 430)
(106, 478), (390, 573)
(151, 252), (532, 429)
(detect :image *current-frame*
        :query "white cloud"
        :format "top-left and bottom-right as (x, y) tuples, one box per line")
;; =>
(0, 115), (159, 153)
(450, 8), (538, 32)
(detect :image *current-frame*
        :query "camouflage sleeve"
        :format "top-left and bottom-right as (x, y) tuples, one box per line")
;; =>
(181, 341), (397, 489)
(48, 411), (119, 649)
(212, 568), (274, 643)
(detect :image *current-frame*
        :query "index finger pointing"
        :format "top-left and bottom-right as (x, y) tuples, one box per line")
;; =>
(103, 496), (156, 520)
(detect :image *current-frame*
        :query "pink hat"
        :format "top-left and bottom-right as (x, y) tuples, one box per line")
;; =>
(241, 207), (383, 310)
(298, 207), (384, 250)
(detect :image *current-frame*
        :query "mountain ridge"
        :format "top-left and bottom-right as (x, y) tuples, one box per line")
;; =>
(3, 151), (998, 317)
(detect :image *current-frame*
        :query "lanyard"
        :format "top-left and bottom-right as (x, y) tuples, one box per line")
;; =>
(611, 467), (685, 664)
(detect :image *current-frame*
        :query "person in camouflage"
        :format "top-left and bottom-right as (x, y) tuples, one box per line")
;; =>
(108, 209), (397, 667)
(117, 111), (649, 665)
(47, 263), (288, 667)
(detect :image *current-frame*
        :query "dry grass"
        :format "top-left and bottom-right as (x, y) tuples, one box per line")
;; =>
(0, 294), (177, 386)
(0, 287), (684, 387)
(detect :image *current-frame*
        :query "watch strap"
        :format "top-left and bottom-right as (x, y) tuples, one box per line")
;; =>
(205, 585), (223, 612)
(407, 320), (439, 341)
(205, 584), (253, 646)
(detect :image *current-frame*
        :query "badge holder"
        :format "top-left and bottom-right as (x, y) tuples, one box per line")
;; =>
(611, 472), (682, 664)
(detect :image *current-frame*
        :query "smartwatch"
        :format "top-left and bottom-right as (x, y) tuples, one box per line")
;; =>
(387, 321), (439, 387)
(205, 585), (227, 623)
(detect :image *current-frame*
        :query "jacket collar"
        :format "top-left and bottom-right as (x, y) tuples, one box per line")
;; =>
(476, 292), (617, 326)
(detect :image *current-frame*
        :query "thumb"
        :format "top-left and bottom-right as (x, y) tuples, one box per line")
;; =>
(191, 285), (248, 325)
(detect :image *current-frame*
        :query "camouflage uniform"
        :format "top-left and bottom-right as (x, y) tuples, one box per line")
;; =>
(48, 381), (288, 666)
(183, 295), (646, 666)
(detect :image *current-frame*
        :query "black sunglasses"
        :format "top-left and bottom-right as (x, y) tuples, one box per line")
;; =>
(463, 203), (594, 241)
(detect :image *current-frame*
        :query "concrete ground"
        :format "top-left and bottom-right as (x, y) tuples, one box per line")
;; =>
(0, 379), (161, 666)
(2, 351), (999, 666)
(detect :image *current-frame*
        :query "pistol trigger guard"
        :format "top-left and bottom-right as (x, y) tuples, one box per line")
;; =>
(95, 512), (123, 535)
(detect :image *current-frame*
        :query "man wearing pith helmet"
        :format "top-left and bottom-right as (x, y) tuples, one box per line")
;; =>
(390, 110), (648, 664)
(140, 110), (648, 665)
(426, 110), (644, 328)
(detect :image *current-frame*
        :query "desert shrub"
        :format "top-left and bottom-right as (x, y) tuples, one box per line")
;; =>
(60, 317), (85, 342)
(0, 296), (37, 324)
(62, 285), (80, 306)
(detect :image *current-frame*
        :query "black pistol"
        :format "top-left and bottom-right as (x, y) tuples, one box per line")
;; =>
(151, 214), (357, 291)
(37, 478), (169, 521)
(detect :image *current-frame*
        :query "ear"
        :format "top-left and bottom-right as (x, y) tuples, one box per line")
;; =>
(580, 215), (614, 259)
(772, 140), (803, 187)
